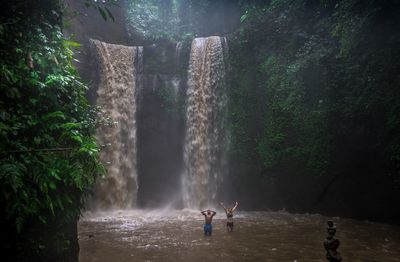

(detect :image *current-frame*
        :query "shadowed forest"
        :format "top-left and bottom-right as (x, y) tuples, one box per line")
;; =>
(1, 0), (400, 261)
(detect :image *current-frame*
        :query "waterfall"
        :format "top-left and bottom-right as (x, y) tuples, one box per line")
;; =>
(183, 36), (228, 209)
(90, 39), (143, 210)
(175, 41), (182, 66)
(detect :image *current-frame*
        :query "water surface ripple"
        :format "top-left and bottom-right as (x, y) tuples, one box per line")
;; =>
(79, 210), (400, 262)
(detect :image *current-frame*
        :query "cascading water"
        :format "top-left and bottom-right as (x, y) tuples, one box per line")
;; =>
(90, 39), (143, 210)
(183, 36), (228, 209)
(175, 41), (183, 65)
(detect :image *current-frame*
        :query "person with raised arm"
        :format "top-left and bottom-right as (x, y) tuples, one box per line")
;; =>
(220, 201), (238, 232)
(201, 209), (216, 236)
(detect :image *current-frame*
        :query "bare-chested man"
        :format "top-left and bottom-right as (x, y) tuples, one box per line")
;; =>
(201, 209), (216, 236)
(220, 201), (238, 232)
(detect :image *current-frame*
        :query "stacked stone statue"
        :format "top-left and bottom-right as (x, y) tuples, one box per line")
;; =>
(323, 220), (343, 262)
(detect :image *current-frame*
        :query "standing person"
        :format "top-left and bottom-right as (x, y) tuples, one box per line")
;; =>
(201, 209), (216, 236)
(220, 201), (238, 232)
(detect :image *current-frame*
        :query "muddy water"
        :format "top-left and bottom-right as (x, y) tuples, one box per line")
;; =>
(79, 210), (400, 262)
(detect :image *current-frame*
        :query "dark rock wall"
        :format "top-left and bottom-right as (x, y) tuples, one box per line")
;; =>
(64, 0), (191, 209)
(137, 42), (189, 208)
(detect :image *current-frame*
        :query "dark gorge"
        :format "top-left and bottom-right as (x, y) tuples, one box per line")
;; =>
(1, 0), (400, 261)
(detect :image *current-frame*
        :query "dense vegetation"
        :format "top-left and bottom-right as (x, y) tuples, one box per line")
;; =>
(126, 0), (238, 43)
(0, 1), (106, 260)
(1, 0), (400, 260)
(228, 0), (400, 221)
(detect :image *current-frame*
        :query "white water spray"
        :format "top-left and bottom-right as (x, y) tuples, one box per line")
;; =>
(90, 39), (143, 209)
(182, 36), (228, 209)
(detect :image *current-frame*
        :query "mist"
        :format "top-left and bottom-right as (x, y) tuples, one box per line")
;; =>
(2, 0), (400, 261)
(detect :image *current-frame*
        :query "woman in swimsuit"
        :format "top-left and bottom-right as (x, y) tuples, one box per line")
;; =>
(220, 201), (238, 232)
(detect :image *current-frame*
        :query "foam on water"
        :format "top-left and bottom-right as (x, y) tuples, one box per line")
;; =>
(79, 210), (400, 262)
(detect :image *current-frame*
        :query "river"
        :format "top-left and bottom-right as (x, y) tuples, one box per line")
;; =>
(79, 209), (400, 262)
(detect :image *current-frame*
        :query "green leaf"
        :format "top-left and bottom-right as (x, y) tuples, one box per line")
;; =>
(49, 202), (55, 216)
(29, 98), (38, 105)
(97, 6), (107, 21)
(240, 11), (248, 23)
(63, 40), (81, 47)
(72, 135), (83, 143)
(0, 122), (9, 131)
(105, 7), (115, 22)
(49, 181), (57, 191)
(50, 170), (61, 180)
(38, 216), (47, 224)
(62, 122), (80, 129)
(45, 111), (66, 119)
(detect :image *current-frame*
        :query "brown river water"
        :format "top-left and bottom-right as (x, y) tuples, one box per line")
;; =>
(79, 209), (400, 262)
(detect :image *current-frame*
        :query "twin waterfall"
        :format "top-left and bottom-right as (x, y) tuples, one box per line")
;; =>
(183, 37), (228, 209)
(91, 39), (142, 209)
(91, 36), (228, 210)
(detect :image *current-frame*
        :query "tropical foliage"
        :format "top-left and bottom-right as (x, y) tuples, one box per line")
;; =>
(125, 0), (237, 43)
(0, 0), (105, 259)
(228, 0), (400, 214)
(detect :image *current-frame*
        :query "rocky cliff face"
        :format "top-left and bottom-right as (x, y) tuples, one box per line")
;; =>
(63, 0), (134, 101)
(137, 42), (188, 208)
(64, 1), (191, 209)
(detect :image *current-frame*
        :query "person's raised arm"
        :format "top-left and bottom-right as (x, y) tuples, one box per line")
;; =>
(220, 202), (228, 213)
(201, 210), (207, 215)
(212, 210), (217, 217)
(232, 201), (239, 212)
